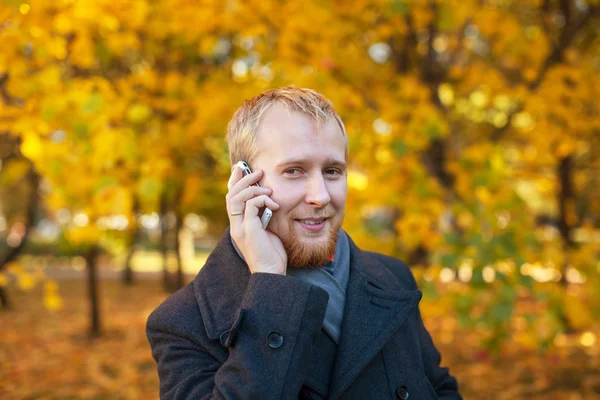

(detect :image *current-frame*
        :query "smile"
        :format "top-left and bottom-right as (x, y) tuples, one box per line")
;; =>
(295, 218), (329, 233)
(299, 219), (325, 225)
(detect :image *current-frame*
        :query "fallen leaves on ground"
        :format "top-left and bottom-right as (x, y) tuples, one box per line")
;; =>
(0, 278), (599, 399)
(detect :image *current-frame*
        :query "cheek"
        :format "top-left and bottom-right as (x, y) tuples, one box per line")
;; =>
(329, 182), (348, 209)
(269, 182), (305, 210)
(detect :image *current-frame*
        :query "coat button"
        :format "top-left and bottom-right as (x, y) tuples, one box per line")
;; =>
(267, 331), (284, 348)
(219, 330), (230, 347)
(396, 385), (409, 399)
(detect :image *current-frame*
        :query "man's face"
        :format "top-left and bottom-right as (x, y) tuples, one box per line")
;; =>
(252, 102), (348, 268)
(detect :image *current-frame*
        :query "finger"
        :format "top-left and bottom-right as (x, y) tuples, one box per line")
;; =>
(244, 195), (280, 220)
(227, 163), (243, 191)
(229, 169), (263, 197)
(229, 186), (271, 209)
(229, 192), (277, 239)
(227, 186), (270, 216)
(227, 185), (270, 211)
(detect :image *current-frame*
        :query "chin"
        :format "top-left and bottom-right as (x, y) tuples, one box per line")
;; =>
(282, 219), (340, 268)
(296, 226), (331, 239)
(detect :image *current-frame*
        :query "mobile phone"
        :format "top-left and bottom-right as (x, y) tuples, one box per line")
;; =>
(238, 161), (273, 229)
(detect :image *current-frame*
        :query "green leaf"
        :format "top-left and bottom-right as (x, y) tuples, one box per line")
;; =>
(392, 140), (408, 158)
(471, 267), (486, 288)
(467, 232), (484, 248)
(519, 274), (534, 290)
(455, 293), (473, 311)
(438, 5), (455, 30)
(81, 93), (103, 115)
(440, 253), (457, 268)
(42, 105), (57, 120)
(390, 0), (409, 14)
(443, 233), (462, 247)
(422, 280), (438, 300)
(94, 176), (117, 192)
(138, 178), (162, 200)
(424, 119), (443, 139)
(490, 302), (513, 323)
(499, 284), (516, 302)
(472, 173), (489, 187)
(74, 120), (89, 138)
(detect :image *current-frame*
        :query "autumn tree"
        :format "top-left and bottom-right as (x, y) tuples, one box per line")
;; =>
(1, 0), (599, 347)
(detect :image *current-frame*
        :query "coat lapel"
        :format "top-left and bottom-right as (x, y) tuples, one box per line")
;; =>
(193, 228), (250, 341)
(329, 239), (422, 399)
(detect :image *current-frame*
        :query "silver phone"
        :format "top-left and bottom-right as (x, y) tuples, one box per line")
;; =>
(238, 161), (273, 229)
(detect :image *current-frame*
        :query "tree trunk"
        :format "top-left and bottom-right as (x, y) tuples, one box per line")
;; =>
(174, 212), (185, 290)
(122, 244), (135, 285)
(557, 155), (575, 285)
(556, 155), (576, 332)
(122, 198), (141, 285)
(159, 193), (171, 292)
(84, 246), (102, 337)
(0, 287), (10, 309)
(0, 160), (40, 310)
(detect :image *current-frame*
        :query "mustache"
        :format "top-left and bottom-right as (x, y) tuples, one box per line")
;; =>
(288, 211), (336, 220)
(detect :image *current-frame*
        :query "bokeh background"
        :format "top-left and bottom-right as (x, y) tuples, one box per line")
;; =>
(1, 0), (599, 399)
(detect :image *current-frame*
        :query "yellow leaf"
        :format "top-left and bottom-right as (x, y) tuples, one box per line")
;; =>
(564, 293), (594, 330)
(475, 187), (492, 204)
(18, 274), (35, 291)
(93, 186), (133, 215)
(48, 37), (68, 60)
(21, 134), (43, 159)
(348, 169), (368, 191)
(67, 225), (102, 244)
(6, 262), (24, 274)
(127, 104), (152, 124)
(44, 280), (59, 293)
(44, 293), (63, 311)
(438, 83), (454, 106)
(53, 14), (72, 35)
(70, 34), (96, 68)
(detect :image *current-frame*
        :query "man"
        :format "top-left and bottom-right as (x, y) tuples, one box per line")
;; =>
(147, 87), (461, 399)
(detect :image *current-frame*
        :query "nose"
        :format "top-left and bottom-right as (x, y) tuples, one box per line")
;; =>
(305, 173), (331, 207)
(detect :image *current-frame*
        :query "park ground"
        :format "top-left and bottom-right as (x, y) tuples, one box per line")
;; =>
(1, 272), (599, 400)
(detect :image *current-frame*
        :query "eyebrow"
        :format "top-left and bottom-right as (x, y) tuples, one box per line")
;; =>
(275, 157), (347, 169)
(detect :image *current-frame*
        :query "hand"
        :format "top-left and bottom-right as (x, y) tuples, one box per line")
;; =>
(226, 164), (287, 275)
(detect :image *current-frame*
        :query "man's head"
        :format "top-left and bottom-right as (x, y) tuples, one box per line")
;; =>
(226, 87), (348, 268)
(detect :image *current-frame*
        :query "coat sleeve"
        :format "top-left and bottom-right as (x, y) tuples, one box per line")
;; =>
(414, 306), (462, 400)
(147, 273), (329, 400)
(403, 265), (462, 400)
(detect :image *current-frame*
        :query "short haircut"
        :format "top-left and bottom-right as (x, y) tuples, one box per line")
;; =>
(226, 86), (347, 167)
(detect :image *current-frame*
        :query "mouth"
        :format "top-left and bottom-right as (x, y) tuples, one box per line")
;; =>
(295, 217), (330, 233)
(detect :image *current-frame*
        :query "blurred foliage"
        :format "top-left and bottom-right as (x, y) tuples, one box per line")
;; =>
(1, 0), (599, 352)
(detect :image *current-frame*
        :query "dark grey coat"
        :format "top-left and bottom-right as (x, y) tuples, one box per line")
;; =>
(147, 229), (461, 399)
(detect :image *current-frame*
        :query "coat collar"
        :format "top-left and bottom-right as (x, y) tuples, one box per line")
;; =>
(193, 229), (422, 397)
(328, 235), (422, 399)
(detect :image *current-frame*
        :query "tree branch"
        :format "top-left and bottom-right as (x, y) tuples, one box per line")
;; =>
(492, 5), (599, 141)
(530, 5), (598, 90)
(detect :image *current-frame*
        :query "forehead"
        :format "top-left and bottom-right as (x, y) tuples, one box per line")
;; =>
(255, 102), (346, 162)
